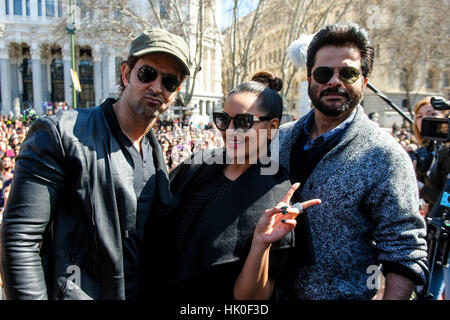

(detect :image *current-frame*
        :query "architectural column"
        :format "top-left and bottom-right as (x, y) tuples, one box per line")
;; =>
(30, 0), (38, 19)
(40, 0), (45, 19)
(0, 0), (6, 18)
(62, 45), (73, 106)
(31, 43), (44, 113)
(0, 42), (12, 115)
(8, 0), (13, 17)
(205, 47), (211, 93)
(93, 45), (103, 106)
(21, 0), (26, 16)
(102, 53), (115, 100)
(214, 43), (222, 94)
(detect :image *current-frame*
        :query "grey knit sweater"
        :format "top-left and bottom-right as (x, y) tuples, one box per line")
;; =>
(276, 105), (429, 299)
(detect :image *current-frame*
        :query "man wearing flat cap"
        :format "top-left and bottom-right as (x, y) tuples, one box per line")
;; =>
(0, 28), (190, 300)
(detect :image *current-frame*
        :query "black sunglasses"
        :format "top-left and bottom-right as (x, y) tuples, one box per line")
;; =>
(312, 66), (361, 84)
(213, 112), (274, 132)
(136, 65), (181, 92)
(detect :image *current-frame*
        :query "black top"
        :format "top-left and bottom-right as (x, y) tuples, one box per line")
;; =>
(102, 101), (156, 300)
(164, 155), (293, 301)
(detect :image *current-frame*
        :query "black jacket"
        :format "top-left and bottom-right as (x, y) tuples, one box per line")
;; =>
(0, 99), (172, 300)
(144, 148), (294, 300)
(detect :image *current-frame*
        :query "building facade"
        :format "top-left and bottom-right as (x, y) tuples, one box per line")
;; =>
(222, 0), (449, 128)
(0, 0), (223, 123)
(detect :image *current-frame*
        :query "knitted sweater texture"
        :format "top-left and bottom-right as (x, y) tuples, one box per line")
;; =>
(276, 105), (429, 299)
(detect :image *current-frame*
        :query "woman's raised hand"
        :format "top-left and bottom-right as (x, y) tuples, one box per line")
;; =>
(253, 183), (321, 247)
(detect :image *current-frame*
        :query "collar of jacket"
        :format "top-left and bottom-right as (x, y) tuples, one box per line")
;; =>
(100, 98), (174, 211)
(276, 105), (375, 172)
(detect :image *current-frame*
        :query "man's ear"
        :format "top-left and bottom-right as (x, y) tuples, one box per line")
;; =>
(121, 63), (131, 88)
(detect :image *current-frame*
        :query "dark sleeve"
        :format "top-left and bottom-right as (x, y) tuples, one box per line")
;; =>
(0, 117), (66, 299)
(268, 247), (290, 280)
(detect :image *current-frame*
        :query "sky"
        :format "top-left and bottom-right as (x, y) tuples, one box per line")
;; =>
(221, 0), (258, 29)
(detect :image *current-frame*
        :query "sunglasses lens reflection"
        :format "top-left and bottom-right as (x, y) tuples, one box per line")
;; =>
(137, 66), (158, 83)
(234, 115), (252, 131)
(340, 67), (360, 84)
(313, 67), (334, 84)
(213, 113), (230, 130)
(137, 65), (180, 92)
(313, 66), (360, 84)
(162, 74), (180, 92)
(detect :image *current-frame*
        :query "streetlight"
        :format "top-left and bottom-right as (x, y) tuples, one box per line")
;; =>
(65, 0), (77, 108)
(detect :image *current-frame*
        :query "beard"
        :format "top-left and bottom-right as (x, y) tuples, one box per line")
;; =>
(308, 83), (363, 116)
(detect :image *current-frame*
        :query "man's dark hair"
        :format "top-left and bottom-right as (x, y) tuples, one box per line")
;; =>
(117, 55), (140, 98)
(306, 23), (375, 78)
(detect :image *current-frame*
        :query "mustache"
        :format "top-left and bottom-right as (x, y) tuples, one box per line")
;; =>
(144, 92), (164, 102)
(320, 87), (349, 99)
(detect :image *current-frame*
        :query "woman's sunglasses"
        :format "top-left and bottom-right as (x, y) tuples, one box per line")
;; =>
(136, 65), (181, 92)
(213, 112), (274, 132)
(312, 66), (361, 84)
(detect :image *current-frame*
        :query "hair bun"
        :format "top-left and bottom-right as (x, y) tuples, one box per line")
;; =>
(251, 71), (283, 92)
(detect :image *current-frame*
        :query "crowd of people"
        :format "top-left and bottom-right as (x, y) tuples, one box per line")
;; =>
(0, 24), (446, 301)
(155, 117), (224, 170)
(0, 106), (441, 222)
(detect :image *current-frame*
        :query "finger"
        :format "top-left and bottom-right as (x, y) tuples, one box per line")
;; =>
(281, 182), (301, 204)
(300, 199), (322, 210)
(281, 218), (297, 228)
(263, 206), (284, 217)
(280, 207), (301, 217)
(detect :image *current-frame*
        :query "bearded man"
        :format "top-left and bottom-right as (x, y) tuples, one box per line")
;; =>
(277, 23), (428, 300)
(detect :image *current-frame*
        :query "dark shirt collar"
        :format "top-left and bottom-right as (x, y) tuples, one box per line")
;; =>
(101, 98), (150, 149)
(302, 108), (356, 150)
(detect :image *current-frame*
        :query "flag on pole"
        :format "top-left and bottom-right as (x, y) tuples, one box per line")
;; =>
(70, 68), (82, 92)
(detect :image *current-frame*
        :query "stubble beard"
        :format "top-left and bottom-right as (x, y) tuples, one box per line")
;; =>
(308, 83), (363, 117)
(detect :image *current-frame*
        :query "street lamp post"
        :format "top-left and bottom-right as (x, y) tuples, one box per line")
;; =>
(66, 0), (77, 108)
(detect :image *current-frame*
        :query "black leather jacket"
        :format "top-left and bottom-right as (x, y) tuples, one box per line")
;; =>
(0, 99), (172, 299)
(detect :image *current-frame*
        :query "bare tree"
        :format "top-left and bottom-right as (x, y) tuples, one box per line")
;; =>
(56, 0), (218, 106)
(221, 0), (356, 108)
(220, 0), (268, 95)
(367, 0), (450, 116)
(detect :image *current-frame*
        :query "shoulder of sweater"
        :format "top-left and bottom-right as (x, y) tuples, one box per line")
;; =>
(341, 115), (412, 166)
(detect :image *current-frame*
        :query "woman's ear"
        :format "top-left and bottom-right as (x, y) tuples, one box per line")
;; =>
(267, 118), (280, 141)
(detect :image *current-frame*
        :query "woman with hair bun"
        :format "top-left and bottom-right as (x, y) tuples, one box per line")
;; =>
(146, 71), (321, 300)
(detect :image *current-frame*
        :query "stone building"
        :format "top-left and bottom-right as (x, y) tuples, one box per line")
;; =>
(0, 0), (223, 124)
(222, 0), (449, 128)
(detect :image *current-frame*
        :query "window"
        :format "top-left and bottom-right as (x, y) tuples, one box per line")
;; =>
(26, 0), (30, 15)
(46, 0), (54, 17)
(442, 73), (449, 87)
(14, 0), (22, 15)
(160, 0), (169, 19)
(426, 70), (433, 89)
(115, 57), (123, 82)
(5, 0), (9, 15)
(57, 0), (62, 17)
(38, 0), (42, 16)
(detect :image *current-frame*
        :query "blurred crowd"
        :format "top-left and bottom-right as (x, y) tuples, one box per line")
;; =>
(0, 109), (441, 217)
(0, 101), (448, 299)
(155, 117), (224, 171)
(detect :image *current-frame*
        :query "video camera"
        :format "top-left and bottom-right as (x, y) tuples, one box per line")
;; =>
(416, 96), (450, 299)
(421, 97), (449, 142)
